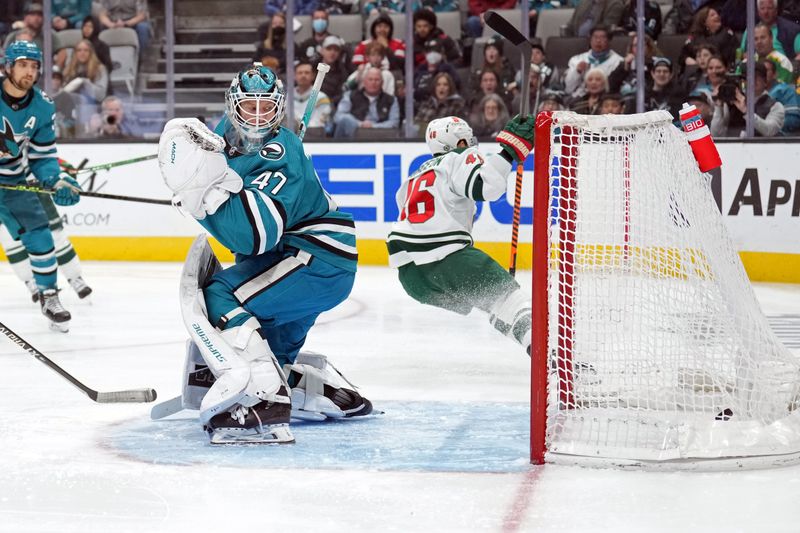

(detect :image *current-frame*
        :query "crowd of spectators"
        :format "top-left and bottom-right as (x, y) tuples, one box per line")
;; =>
(3, 0), (800, 140)
(0, 1), (149, 140)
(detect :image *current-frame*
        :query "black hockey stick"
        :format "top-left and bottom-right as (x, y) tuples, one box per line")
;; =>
(0, 183), (172, 206)
(485, 11), (533, 277)
(0, 321), (157, 403)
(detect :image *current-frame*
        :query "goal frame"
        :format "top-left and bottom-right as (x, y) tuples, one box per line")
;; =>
(529, 110), (800, 470)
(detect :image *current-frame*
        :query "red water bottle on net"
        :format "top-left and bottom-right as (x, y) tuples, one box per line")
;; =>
(679, 102), (722, 172)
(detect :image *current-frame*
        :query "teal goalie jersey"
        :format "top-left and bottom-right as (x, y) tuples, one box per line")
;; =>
(200, 119), (357, 272)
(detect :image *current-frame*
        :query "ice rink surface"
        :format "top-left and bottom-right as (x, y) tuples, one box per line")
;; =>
(1, 261), (800, 533)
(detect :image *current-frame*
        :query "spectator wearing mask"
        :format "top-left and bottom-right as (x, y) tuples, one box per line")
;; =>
(711, 61), (785, 137)
(314, 35), (350, 104)
(353, 13), (406, 70)
(254, 12), (288, 75)
(334, 66), (399, 138)
(296, 9), (334, 62)
(470, 93), (510, 138)
(52, 0), (92, 30)
(412, 8), (461, 67)
(98, 0), (151, 59)
(87, 95), (142, 138)
(345, 41), (395, 95)
(414, 38), (460, 101)
(564, 26), (623, 98)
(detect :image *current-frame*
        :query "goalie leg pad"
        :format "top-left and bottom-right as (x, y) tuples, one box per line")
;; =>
(489, 288), (532, 351)
(180, 236), (291, 434)
(286, 352), (373, 420)
(180, 339), (216, 411)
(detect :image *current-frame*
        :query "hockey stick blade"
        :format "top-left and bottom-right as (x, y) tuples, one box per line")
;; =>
(0, 321), (157, 404)
(95, 389), (158, 403)
(484, 11), (528, 46)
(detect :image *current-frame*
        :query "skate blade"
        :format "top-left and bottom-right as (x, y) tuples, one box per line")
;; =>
(208, 424), (294, 445)
(48, 320), (70, 333)
(291, 408), (329, 422)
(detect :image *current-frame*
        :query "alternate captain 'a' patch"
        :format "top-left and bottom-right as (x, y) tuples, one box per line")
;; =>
(0, 117), (20, 159)
(259, 142), (285, 161)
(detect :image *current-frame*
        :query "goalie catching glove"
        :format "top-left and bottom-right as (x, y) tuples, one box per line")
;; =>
(41, 173), (81, 206)
(496, 114), (536, 162)
(158, 118), (243, 219)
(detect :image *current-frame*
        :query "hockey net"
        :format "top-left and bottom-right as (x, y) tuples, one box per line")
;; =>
(531, 110), (800, 469)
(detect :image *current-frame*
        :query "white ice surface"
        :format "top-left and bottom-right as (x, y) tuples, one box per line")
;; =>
(1, 263), (800, 533)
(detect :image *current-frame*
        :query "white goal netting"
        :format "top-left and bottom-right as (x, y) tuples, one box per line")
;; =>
(538, 111), (800, 469)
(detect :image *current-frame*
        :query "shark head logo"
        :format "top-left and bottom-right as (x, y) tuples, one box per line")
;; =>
(259, 142), (285, 161)
(0, 118), (20, 159)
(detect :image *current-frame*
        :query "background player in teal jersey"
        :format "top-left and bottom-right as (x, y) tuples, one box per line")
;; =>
(0, 41), (82, 332)
(158, 64), (372, 445)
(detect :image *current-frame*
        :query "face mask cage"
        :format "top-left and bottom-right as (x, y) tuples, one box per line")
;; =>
(224, 69), (286, 153)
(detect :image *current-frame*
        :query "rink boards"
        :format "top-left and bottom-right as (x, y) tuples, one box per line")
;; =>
(4, 140), (799, 282)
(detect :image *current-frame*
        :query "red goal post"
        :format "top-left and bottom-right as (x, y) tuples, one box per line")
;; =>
(530, 110), (800, 470)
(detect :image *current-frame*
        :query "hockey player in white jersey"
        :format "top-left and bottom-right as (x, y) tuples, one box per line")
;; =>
(387, 115), (534, 354)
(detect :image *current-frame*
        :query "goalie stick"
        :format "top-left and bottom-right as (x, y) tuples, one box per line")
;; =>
(0, 321), (157, 403)
(297, 62), (331, 141)
(484, 11), (533, 277)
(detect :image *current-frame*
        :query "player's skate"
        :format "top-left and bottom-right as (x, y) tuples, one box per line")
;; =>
(26, 279), (39, 303)
(286, 352), (373, 421)
(40, 289), (71, 332)
(206, 400), (294, 445)
(68, 276), (93, 299)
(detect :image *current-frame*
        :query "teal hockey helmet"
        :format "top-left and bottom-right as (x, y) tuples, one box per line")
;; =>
(4, 40), (43, 68)
(224, 63), (286, 153)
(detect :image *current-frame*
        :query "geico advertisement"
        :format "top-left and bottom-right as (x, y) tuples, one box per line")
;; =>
(56, 142), (799, 252)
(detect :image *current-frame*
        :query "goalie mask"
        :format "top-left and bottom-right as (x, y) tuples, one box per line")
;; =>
(225, 64), (286, 154)
(425, 116), (477, 156)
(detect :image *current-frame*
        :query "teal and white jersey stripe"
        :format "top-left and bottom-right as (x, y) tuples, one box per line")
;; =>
(203, 120), (357, 272)
(0, 86), (59, 184)
(387, 146), (512, 268)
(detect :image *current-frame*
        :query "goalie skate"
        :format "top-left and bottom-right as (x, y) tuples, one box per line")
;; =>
(206, 400), (294, 445)
(287, 352), (374, 421)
